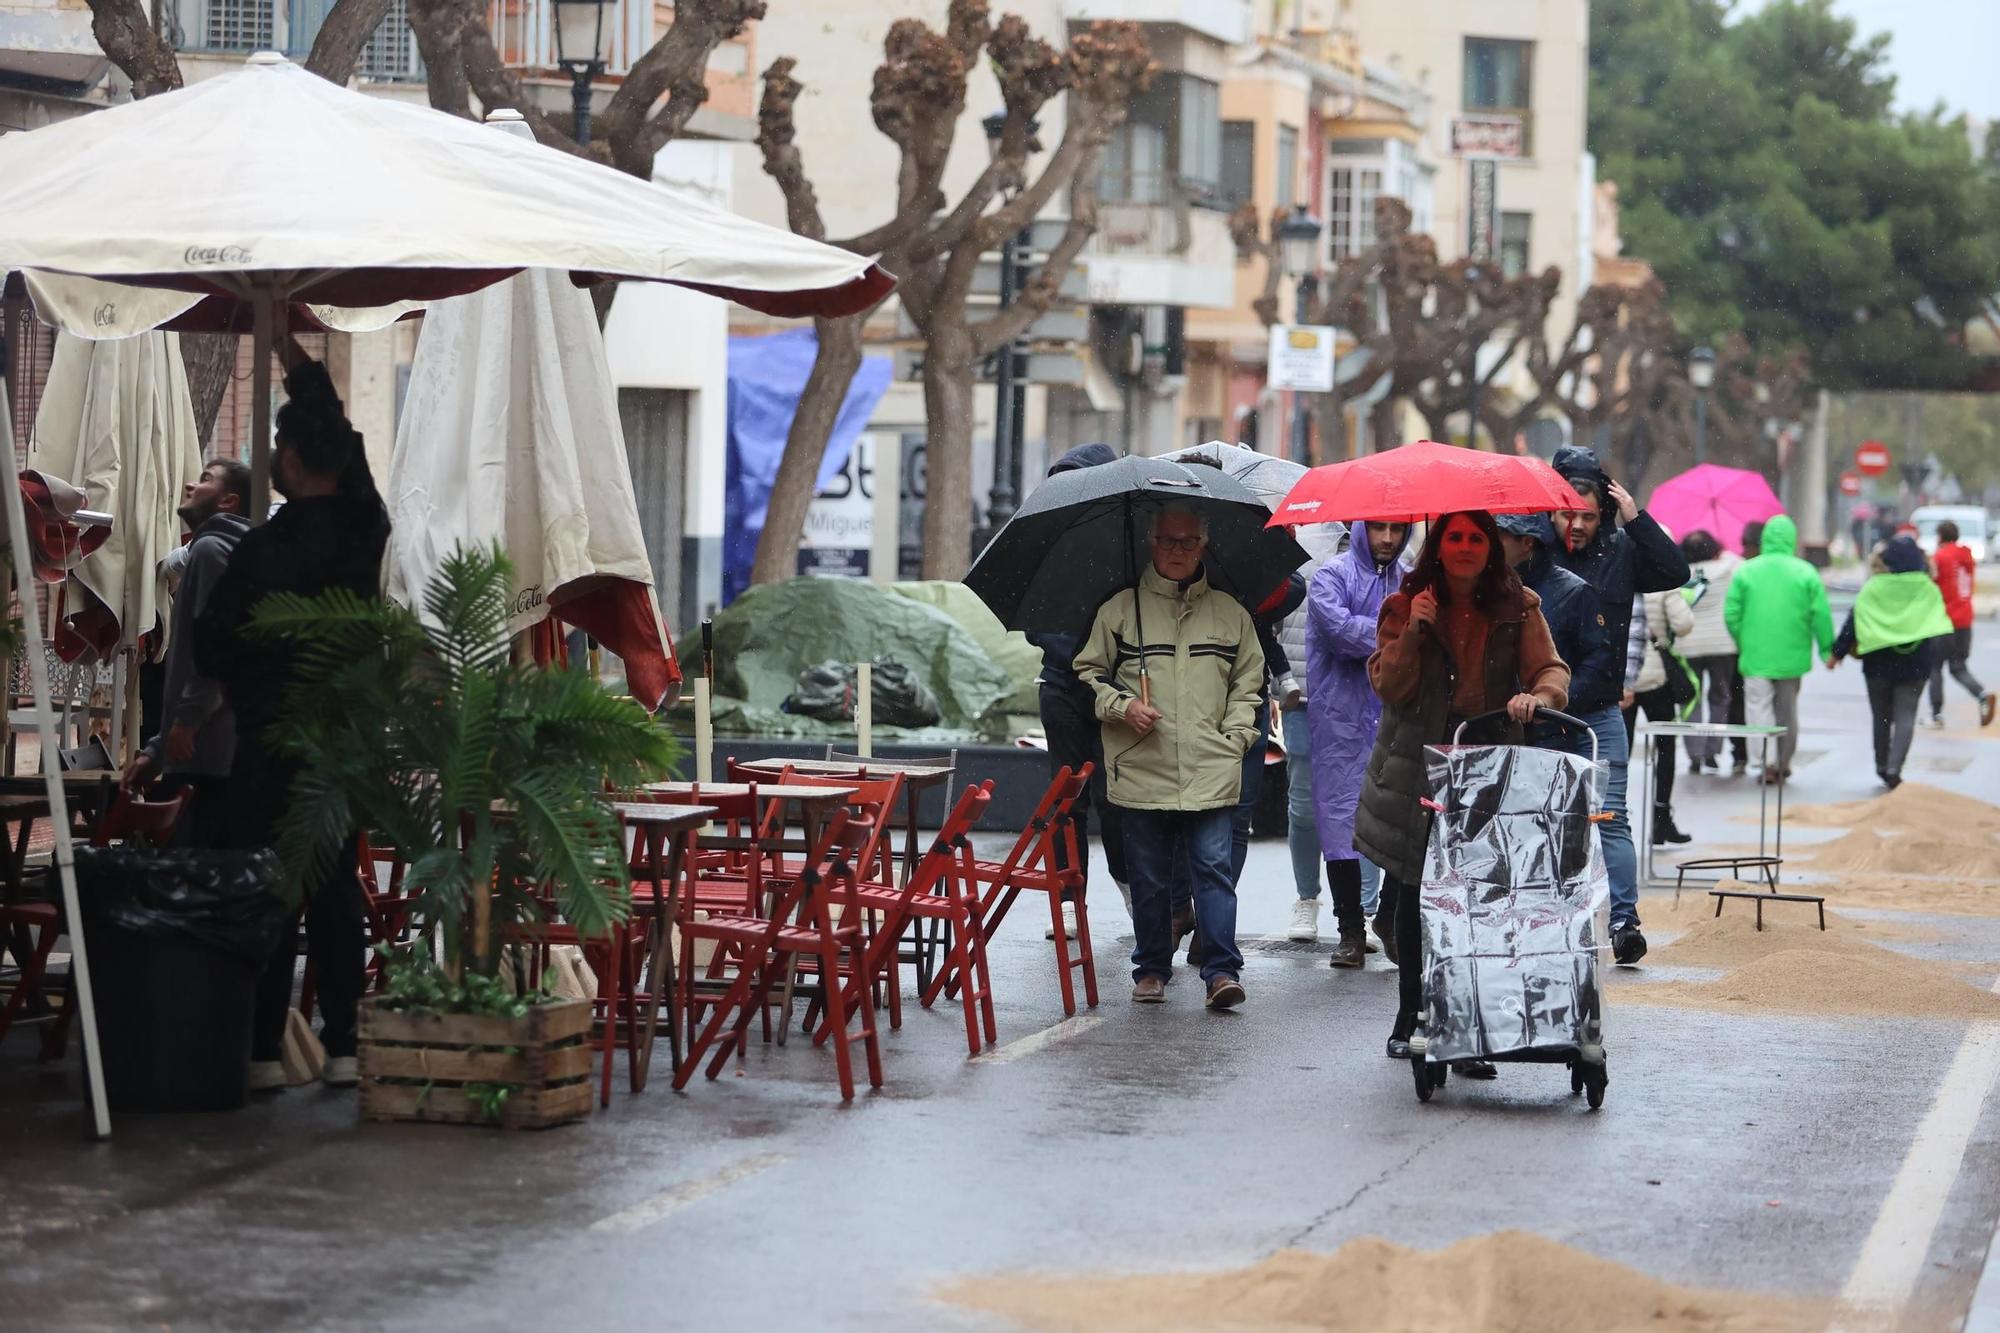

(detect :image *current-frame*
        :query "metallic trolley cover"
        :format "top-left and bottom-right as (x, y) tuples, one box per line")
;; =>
(1418, 744), (1610, 1062)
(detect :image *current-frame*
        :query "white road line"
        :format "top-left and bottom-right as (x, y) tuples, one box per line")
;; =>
(586, 1152), (787, 1235)
(1839, 975), (2000, 1317)
(982, 1015), (1104, 1065)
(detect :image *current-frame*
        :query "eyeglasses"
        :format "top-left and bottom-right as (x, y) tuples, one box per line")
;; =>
(1151, 534), (1204, 553)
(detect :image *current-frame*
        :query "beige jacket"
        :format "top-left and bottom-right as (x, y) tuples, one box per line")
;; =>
(1073, 565), (1266, 811)
(1635, 587), (1697, 693)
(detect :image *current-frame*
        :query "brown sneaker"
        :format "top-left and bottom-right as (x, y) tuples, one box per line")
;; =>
(1171, 905), (1195, 948)
(1982, 694), (1996, 727)
(1329, 934), (1366, 969)
(1205, 975), (1246, 1010)
(1131, 976), (1167, 1003)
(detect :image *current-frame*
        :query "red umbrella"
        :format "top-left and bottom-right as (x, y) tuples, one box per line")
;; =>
(1268, 440), (1587, 527)
(18, 470), (109, 583)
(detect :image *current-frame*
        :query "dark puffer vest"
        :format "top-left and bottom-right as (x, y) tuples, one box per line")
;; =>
(1353, 593), (1529, 885)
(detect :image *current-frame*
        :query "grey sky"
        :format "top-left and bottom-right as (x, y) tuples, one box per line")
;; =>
(1781, 0), (2000, 123)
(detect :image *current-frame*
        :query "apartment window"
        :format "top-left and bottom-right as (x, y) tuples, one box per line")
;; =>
(1275, 125), (1299, 209)
(1220, 121), (1256, 210)
(1100, 72), (1225, 207)
(1464, 37), (1534, 153)
(199, 0), (275, 50)
(1326, 138), (1429, 261)
(1327, 165), (1384, 260)
(1500, 212), (1531, 278)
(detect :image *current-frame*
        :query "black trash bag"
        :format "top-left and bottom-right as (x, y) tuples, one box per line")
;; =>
(870, 657), (940, 728)
(75, 847), (289, 1112)
(77, 846), (289, 966)
(783, 661), (856, 722)
(781, 657), (942, 728)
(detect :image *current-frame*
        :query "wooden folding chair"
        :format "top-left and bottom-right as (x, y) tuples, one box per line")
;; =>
(813, 782), (995, 1056)
(922, 765), (1098, 1017)
(675, 809), (884, 1099)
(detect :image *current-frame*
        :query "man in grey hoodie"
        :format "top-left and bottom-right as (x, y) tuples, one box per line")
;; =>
(122, 458), (253, 847)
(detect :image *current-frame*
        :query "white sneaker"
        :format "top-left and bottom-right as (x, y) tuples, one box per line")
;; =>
(321, 1056), (360, 1087)
(248, 1060), (287, 1093)
(1287, 898), (1321, 943)
(1046, 902), (1080, 939)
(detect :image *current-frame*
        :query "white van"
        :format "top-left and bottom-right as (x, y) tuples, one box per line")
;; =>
(1912, 505), (1991, 563)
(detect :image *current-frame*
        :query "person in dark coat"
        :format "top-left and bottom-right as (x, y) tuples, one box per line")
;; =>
(1354, 511), (1569, 1074)
(193, 360), (390, 1094)
(1025, 443), (1128, 929)
(1545, 446), (1690, 966)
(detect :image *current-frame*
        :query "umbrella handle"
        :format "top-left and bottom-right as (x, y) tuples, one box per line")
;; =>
(1138, 674), (1151, 707)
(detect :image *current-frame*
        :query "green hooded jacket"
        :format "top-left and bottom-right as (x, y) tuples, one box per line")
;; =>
(1722, 515), (1835, 679)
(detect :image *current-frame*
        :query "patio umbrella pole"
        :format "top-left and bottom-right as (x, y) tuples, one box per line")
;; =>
(248, 283), (275, 522)
(0, 383), (112, 1140)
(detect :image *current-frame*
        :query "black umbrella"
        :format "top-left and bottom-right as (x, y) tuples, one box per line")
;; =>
(965, 455), (1309, 698)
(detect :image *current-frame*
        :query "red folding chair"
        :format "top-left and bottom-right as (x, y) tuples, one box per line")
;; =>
(675, 809), (884, 1099)
(922, 765), (1098, 1017)
(813, 782), (995, 1056)
(4, 787), (188, 1057)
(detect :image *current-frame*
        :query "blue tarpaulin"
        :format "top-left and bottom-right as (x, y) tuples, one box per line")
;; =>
(724, 329), (893, 604)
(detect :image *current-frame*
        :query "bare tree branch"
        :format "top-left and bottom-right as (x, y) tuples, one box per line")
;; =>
(603, 0), (766, 178)
(406, 0), (472, 116)
(304, 0), (396, 82)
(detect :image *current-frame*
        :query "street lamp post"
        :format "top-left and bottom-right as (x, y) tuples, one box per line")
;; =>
(1463, 263), (1484, 447)
(1689, 344), (1716, 465)
(981, 111), (1034, 531)
(553, 0), (613, 145)
(1277, 205), (1323, 464)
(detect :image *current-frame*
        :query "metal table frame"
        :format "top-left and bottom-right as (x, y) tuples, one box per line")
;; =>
(1635, 722), (1789, 891)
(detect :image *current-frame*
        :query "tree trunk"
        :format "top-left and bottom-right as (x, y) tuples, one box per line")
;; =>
(750, 315), (865, 586)
(183, 333), (239, 450)
(1369, 396), (1400, 456)
(919, 324), (976, 580)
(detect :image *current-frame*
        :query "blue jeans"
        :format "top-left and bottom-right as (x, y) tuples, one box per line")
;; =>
(1537, 703), (1638, 928)
(1285, 708), (1381, 913)
(1124, 806), (1241, 984)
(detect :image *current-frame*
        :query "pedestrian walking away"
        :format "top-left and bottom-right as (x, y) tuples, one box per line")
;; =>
(1927, 519), (1995, 728)
(1073, 504), (1265, 1010)
(1304, 521), (1410, 967)
(1025, 443), (1129, 933)
(1723, 514), (1834, 787)
(1832, 535), (1954, 788)
(1676, 529), (1742, 773)
(120, 458), (252, 849)
(1546, 446), (1690, 966)
(1354, 510), (1569, 1077)
(193, 361), (391, 1094)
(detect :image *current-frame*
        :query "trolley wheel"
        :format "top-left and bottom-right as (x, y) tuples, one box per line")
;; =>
(1570, 1062), (1584, 1096)
(1412, 1054), (1434, 1103)
(1583, 1064), (1608, 1110)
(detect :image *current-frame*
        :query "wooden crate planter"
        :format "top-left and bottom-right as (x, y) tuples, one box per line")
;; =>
(357, 997), (595, 1130)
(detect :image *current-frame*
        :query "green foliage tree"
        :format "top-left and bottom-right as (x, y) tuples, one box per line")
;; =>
(1590, 0), (2000, 391)
(246, 546), (679, 989)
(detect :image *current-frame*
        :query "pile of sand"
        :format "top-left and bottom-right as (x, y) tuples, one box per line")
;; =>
(1651, 906), (1921, 969)
(1803, 873), (2000, 918)
(943, 1231), (1824, 1332)
(1621, 947), (2000, 1020)
(1800, 826), (2000, 881)
(1784, 782), (2000, 835)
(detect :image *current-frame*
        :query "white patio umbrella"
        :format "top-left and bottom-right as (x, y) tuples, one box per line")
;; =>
(28, 331), (203, 665)
(387, 118), (679, 711)
(0, 52), (892, 516)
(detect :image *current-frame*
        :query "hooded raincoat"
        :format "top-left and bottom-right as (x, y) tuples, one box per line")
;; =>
(1833, 536), (1952, 682)
(1723, 514), (1834, 680)
(1304, 531), (1408, 858)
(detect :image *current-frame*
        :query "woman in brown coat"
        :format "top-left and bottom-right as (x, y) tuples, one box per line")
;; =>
(1353, 511), (1569, 1074)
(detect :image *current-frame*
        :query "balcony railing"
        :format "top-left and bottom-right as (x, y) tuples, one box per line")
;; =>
(165, 0), (425, 83)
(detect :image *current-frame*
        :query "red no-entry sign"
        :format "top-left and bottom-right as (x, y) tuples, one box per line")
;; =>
(1839, 471), (1862, 496)
(1854, 440), (1892, 476)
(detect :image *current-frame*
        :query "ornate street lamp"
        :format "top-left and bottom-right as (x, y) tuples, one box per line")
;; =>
(979, 111), (1036, 532)
(1689, 344), (1717, 464)
(553, 0), (613, 145)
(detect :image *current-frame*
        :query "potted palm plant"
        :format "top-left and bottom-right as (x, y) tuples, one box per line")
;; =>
(248, 545), (677, 1127)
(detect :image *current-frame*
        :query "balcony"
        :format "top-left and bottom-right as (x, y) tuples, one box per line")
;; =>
(1061, 0), (1251, 46)
(166, 0), (424, 82)
(1084, 194), (1235, 309)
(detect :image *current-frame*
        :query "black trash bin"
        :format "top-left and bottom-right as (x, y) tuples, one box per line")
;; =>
(77, 847), (287, 1112)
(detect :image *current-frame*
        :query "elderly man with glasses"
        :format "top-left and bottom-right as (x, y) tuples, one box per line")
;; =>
(1073, 504), (1265, 1010)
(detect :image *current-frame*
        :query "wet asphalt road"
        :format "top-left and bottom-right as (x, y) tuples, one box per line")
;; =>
(5, 619), (2000, 1332)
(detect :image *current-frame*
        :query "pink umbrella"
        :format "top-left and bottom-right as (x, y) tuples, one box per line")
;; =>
(1645, 464), (1783, 554)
